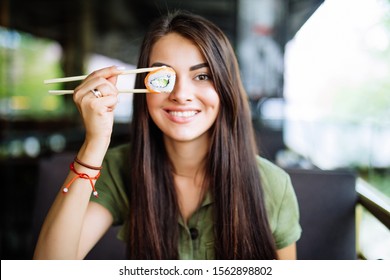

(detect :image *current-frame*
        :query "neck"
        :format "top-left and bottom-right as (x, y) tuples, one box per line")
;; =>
(164, 137), (209, 179)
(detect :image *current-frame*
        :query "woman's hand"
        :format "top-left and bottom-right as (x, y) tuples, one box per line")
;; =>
(73, 66), (123, 144)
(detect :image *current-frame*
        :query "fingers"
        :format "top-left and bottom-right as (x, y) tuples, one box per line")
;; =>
(74, 66), (121, 97)
(75, 78), (118, 100)
(67, 66), (122, 149)
(71, 66), (122, 141)
(73, 66), (121, 111)
(85, 65), (123, 85)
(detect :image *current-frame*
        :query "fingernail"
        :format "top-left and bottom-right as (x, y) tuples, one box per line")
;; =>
(115, 66), (126, 71)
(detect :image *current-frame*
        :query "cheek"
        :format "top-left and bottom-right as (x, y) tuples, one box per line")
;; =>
(146, 95), (161, 112)
(203, 90), (220, 111)
(146, 95), (166, 125)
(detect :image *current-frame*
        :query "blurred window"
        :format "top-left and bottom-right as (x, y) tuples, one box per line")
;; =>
(0, 27), (65, 119)
(284, 0), (390, 182)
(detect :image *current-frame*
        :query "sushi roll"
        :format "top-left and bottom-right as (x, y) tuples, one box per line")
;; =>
(144, 66), (176, 94)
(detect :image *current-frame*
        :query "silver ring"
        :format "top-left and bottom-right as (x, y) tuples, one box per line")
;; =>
(91, 89), (102, 98)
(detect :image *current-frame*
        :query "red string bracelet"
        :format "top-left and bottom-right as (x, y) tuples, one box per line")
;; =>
(62, 162), (101, 197)
(74, 157), (102, 170)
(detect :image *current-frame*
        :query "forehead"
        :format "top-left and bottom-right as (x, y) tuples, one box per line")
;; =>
(149, 33), (206, 66)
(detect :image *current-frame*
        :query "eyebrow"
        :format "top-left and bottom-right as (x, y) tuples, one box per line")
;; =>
(189, 62), (209, 71)
(150, 62), (209, 71)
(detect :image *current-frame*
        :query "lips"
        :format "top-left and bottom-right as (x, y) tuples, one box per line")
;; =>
(168, 110), (198, 118)
(163, 108), (200, 123)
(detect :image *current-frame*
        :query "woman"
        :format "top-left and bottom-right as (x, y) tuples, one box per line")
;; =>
(34, 11), (301, 260)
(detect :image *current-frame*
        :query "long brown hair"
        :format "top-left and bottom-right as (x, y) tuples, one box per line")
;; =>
(128, 10), (277, 259)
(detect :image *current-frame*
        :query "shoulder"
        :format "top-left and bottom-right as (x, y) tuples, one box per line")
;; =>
(255, 155), (290, 194)
(102, 143), (131, 172)
(255, 156), (302, 248)
(255, 155), (292, 218)
(105, 143), (130, 162)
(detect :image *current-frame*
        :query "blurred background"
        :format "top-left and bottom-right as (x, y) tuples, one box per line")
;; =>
(1, 0), (389, 259)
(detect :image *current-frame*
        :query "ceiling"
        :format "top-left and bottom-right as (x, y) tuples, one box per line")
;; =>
(1, 0), (324, 64)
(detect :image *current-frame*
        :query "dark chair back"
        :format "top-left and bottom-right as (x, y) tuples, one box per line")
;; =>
(286, 168), (357, 260)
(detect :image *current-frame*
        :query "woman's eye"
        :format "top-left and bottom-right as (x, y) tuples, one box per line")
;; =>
(195, 74), (211, 81)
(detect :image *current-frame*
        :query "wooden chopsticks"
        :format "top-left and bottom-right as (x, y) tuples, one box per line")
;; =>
(44, 66), (165, 95)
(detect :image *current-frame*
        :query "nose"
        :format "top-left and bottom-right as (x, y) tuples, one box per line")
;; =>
(168, 76), (193, 104)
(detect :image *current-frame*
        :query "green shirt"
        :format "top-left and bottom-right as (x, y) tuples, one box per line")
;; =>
(91, 144), (301, 259)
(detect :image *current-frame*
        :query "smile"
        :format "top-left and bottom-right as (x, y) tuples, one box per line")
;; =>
(168, 110), (198, 118)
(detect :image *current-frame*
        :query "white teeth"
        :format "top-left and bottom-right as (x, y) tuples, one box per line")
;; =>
(169, 111), (197, 117)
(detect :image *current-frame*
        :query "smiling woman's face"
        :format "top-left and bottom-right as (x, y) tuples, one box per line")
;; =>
(146, 32), (220, 144)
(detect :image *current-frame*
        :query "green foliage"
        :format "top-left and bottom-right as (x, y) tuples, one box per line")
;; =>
(0, 28), (65, 119)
